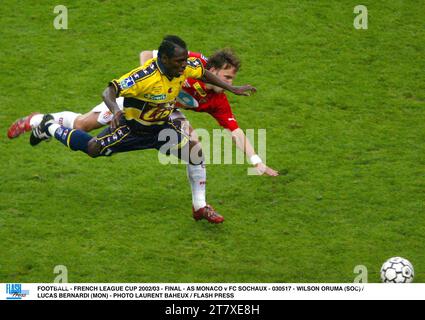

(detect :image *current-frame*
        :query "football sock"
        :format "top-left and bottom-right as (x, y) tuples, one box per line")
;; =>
(187, 163), (207, 211)
(48, 123), (61, 137)
(51, 125), (92, 153)
(29, 114), (44, 128)
(51, 111), (81, 128)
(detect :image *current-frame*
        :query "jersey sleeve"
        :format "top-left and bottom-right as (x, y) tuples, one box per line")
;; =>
(209, 95), (239, 131)
(188, 52), (208, 66)
(184, 57), (204, 79)
(109, 63), (156, 98)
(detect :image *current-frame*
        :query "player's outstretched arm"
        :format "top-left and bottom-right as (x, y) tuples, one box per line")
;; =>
(230, 128), (279, 177)
(102, 86), (122, 128)
(202, 70), (256, 96)
(140, 50), (154, 65)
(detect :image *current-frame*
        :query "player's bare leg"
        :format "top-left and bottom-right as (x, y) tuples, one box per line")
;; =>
(73, 112), (105, 132)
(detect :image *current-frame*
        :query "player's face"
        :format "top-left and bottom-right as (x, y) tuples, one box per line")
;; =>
(209, 65), (237, 93)
(162, 47), (188, 78)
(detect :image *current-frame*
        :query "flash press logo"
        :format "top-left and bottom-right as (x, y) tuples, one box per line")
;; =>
(6, 283), (29, 300)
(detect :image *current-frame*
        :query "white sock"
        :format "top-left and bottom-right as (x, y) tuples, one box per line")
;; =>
(187, 163), (207, 211)
(29, 114), (44, 128)
(48, 123), (61, 137)
(51, 111), (80, 129)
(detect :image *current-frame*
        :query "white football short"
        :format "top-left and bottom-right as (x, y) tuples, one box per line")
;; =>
(91, 97), (124, 125)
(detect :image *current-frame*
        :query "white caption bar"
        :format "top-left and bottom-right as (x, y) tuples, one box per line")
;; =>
(1, 283), (424, 300)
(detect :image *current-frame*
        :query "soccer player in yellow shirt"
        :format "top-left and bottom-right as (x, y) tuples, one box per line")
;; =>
(30, 36), (255, 224)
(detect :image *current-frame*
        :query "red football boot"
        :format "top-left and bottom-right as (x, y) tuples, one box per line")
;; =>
(7, 112), (40, 139)
(193, 205), (224, 224)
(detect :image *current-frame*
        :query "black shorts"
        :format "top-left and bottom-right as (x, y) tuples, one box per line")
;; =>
(95, 117), (189, 156)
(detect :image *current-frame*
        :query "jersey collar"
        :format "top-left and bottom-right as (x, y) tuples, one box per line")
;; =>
(156, 57), (174, 80)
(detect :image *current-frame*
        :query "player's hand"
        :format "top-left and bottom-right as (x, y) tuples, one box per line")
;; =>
(111, 110), (123, 129)
(231, 85), (257, 96)
(255, 163), (279, 176)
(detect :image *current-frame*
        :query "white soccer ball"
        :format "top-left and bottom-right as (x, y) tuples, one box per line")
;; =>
(380, 257), (414, 283)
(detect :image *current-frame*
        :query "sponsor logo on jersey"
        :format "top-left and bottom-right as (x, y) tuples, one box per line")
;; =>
(143, 93), (166, 101)
(177, 91), (199, 109)
(152, 86), (163, 93)
(120, 76), (135, 89)
(193, 82), (207, 97)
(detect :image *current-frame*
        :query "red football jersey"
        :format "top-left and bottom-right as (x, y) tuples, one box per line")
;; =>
(178, 52), (239, 132)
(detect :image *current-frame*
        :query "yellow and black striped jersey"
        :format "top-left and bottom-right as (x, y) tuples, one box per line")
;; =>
(109, 57), (204, 128)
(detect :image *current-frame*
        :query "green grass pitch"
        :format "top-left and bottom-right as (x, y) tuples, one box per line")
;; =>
(0, 0), (424, 283)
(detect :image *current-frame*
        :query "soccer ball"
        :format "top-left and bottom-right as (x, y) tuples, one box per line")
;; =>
(380, 257), (414, 283)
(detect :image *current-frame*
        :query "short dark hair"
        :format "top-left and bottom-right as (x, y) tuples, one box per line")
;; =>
(158, 35), (187, 58)
(206, 49), (241, 72)
(163, 35), (187, 49)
